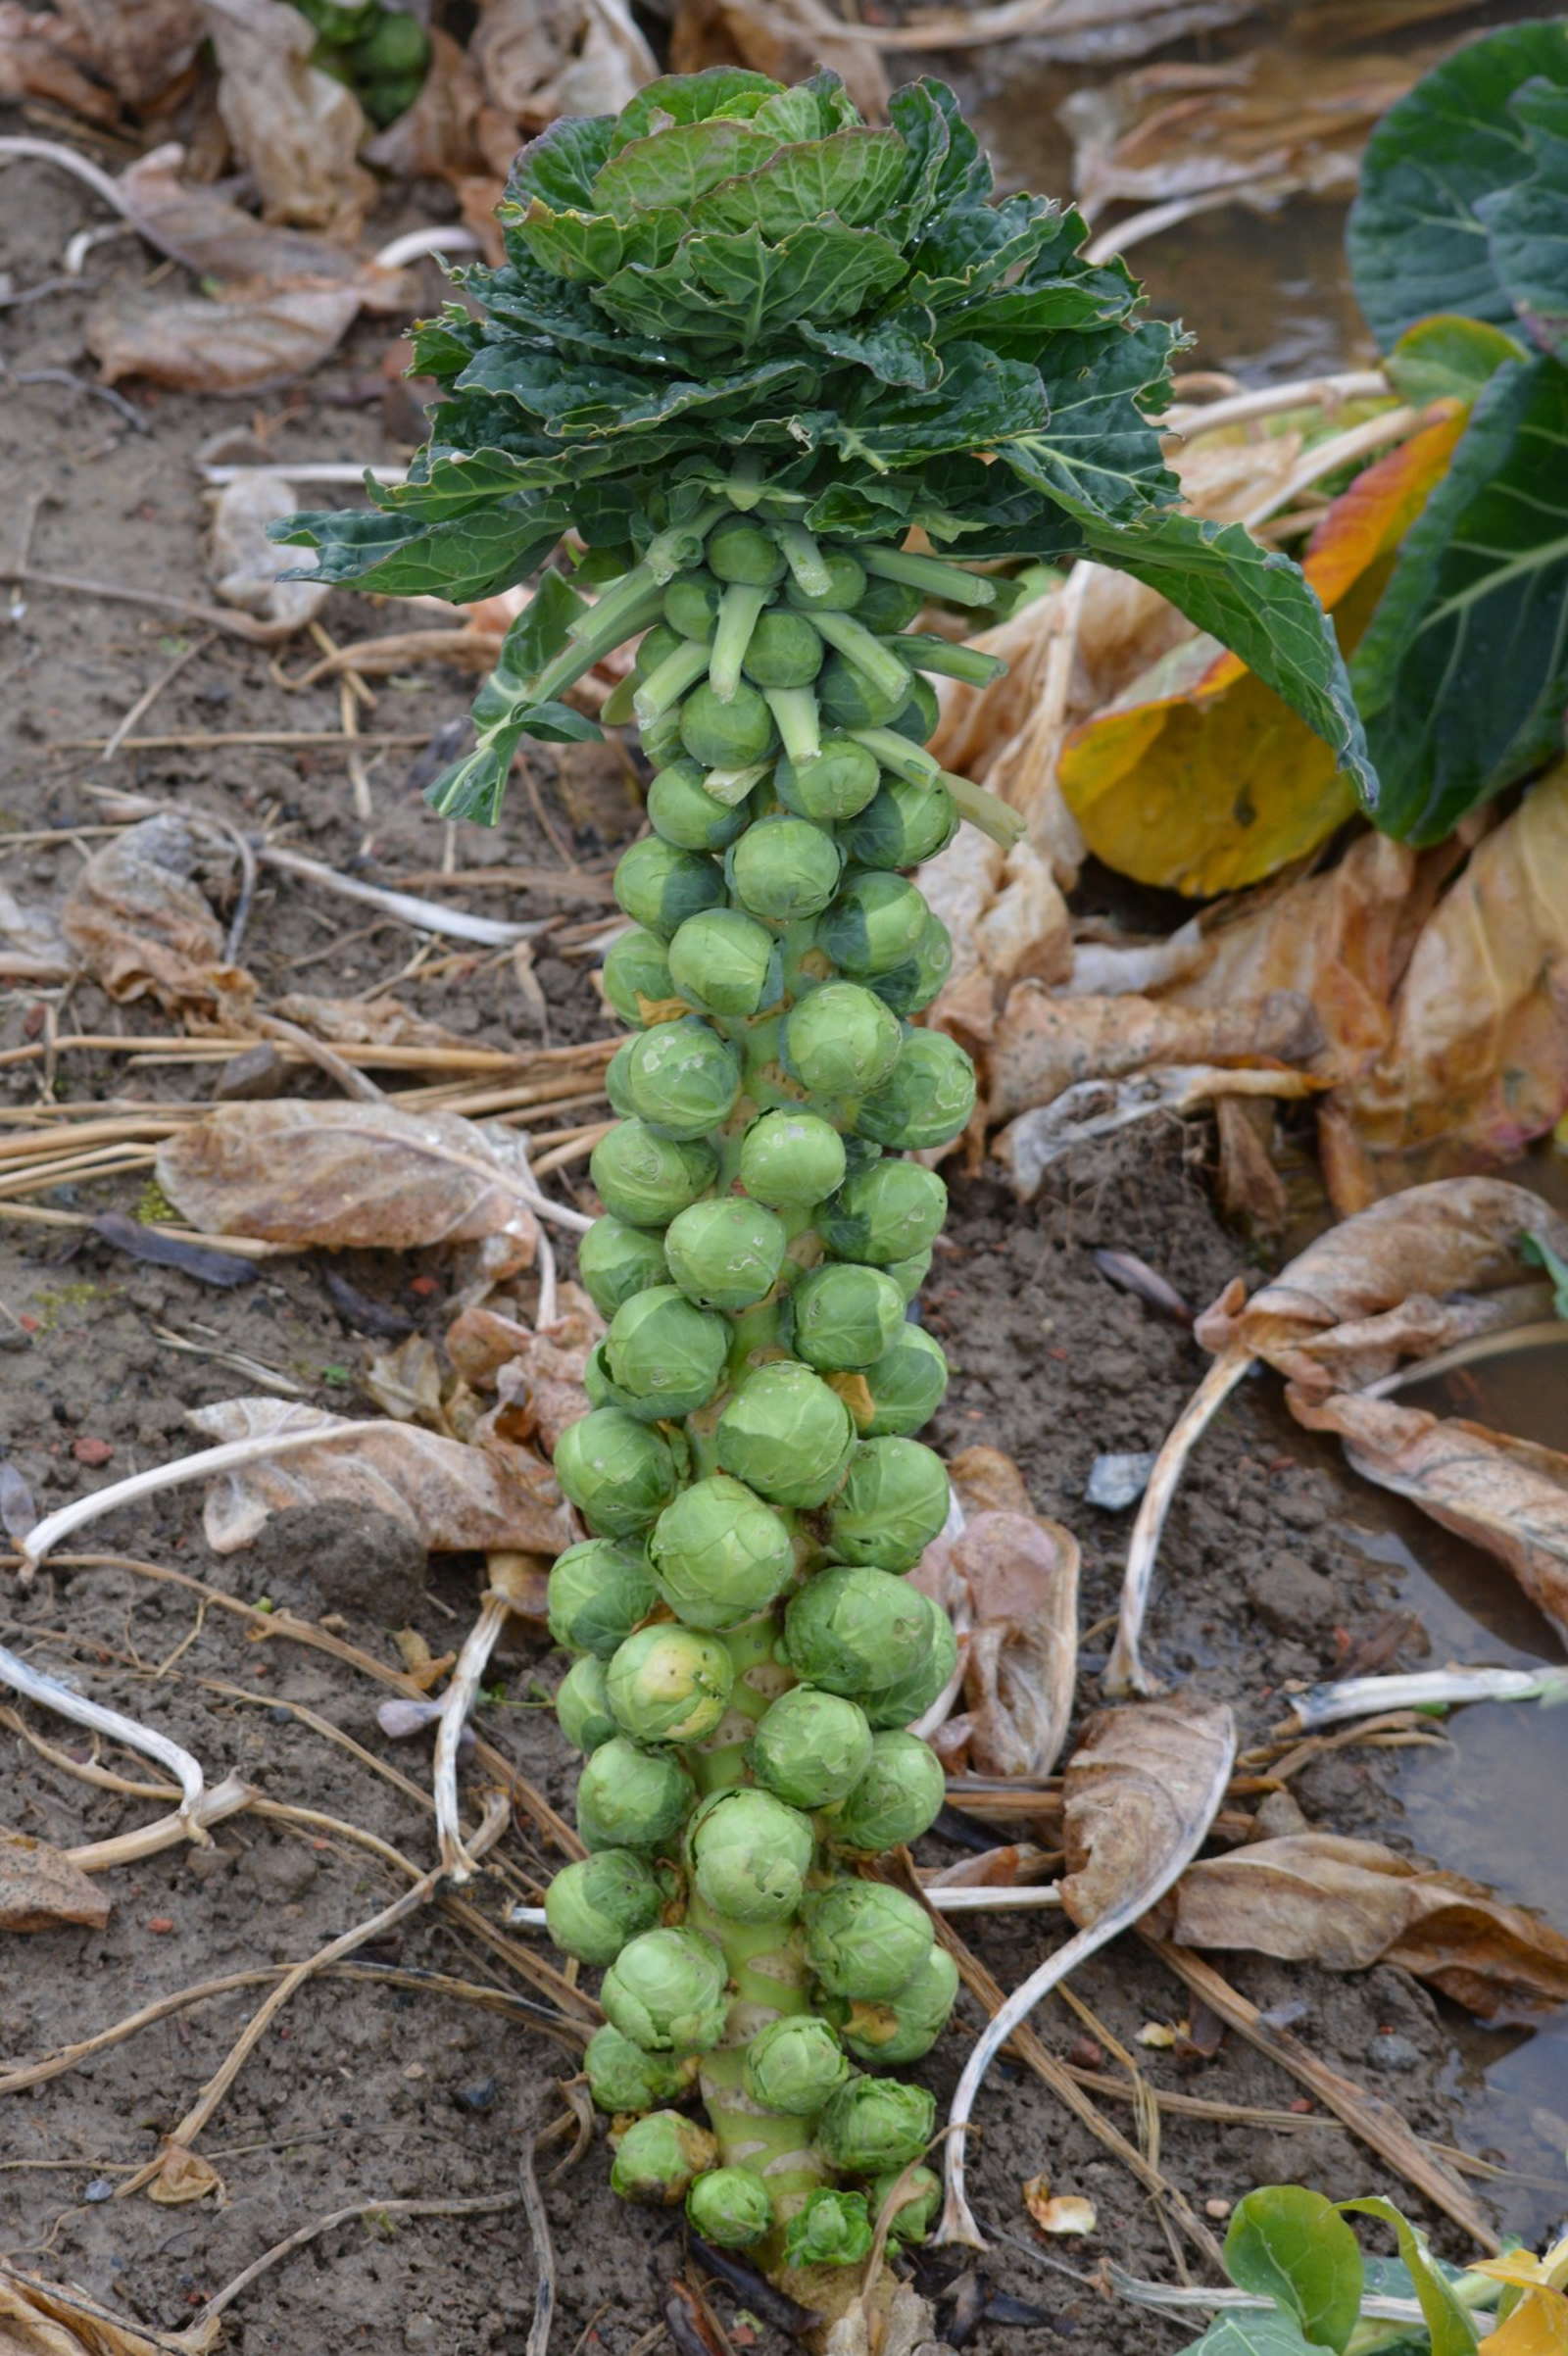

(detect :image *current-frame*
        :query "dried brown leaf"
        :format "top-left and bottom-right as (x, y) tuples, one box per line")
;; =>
(203, 0), (374, 237)
(0, 4), (120, 122)
(60, 815), (254, 1023)
(670, 0), (888, 120)
(209, 475), (328, 630)
(188, 1397), (576, 1556)
(1060, 1693), (1237, 1930)
(0, 2270), (172, 2356)
(482, 1290), (603, 1455)
(1214, 1094), (1288, 1241)
(990, 984), (1322, 1125)
(364, 1334), (449, 1429)
(999, 1063), (1318, 1202)
(88, 282), (364, 395)
(472, 0), (657, 129)
(945, 1511), (1079, 1779)
(270, 993), (470, 1052)
(0, 1829), (111, 1934)
(1023, 2180), (1097, 2235)
(949, 1445), (1034, 1520)
(157, 1100), (540, 1270)
(1152, 1831), (1568, 2020)
(145, 2142), (224, 2207)
(1287, 1389), (1568, 1646)
(114, 146), (368, 288)
(50, 0), (202, 107)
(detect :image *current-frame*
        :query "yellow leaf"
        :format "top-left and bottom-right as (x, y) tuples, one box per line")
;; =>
(1480, 2287), (1568, 2354)
(1057, 406), (1468, 896)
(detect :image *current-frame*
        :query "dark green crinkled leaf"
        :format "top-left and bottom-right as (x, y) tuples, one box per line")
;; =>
(829, 342), (1048, 467)
(269, 502), (564, 603)
(1476, 77), (1568, 357)
(491, 564), (586, 676)
(592, 221), (907, 347)
(468, 264), (689, 368)
(1350, 351), (1568, 842)
(609, 66), (782, 154)
(883, 78), (953, 246)
(1000, 318), (1181, 521)
(591, 117), (777, 222)
(1223, 2188), (1364, 2353)
(1347, 20), (1568, 348)
(942, 269), (1137, 347)
(1081, 507), (1377, 810)
(510, 114), (615, 213)
(507, 201), (684, 285)
(800, 309), (942, 389)
(690, 128), (906, 237)
(905, 193), (1063, 309)
(409, 306), (485, 380)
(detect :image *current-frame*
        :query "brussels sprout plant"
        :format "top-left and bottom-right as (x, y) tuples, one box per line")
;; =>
(278, 60), (1369, 2285)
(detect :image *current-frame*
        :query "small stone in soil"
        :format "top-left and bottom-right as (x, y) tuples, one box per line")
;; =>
(1245, 1552), (1338, 1634)
(246, 1498), (427, 1623)
(1368, 2031), (1421, 2073)
(453, 2078), (500, 2112)
(215, 1042), (287, 1101)
(1084, 1450), (1156, 1511)
(83, 2179), (115, 2202)
(238, 1840), (319, 1904)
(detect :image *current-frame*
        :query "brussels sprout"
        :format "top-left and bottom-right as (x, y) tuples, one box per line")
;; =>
(664, 1197), (787, 1311)
(737, 1108), (847, 1207)
(607, 1622), (735, 1743)
(666, 906), (781, 1016)
(577, 1736), (695, 1854)
(605, 1038), (638, 1119)
(791, 1263), (906, 1372)
(775, 734), (882, 824)
(547, 1535), (659, 1655)
(785, 2188), (873, 2268)
(614, 836), (727, 939)
(622, 1016), (741, 1141)
(820, 1160), (947, 1267)
(819, 871), (930, 977)
(633, 621), (683, 678)
(663, 572), (722, 641)
(887, 674), (940, 744)
(706, 517), (787, 587)
(728, 813), (842, 923)
(838, 777), (956, 868)
(782, 983), (902, 1099)
(610, 2109), (717, 2204)
(741, 609), (823, 688)
(855, 1028), (977, 1150)
(867, 2164), (942, 2244)
(689, 1787), (813, 1923)
(749, 1684), (872, 1808)
(740, 2017), (847, 2124)
(870, 912), (954, 1016)
(640, 705), (686, 768)
(544, 1847), (663, 1964)
(679, 678), (774, 769)
(784, 550), (866, 612)
(603, 926), (682, 1026)
(556, 1652), (618, 1751)
(782, 1565), (934, 1697)
(354, 9), (429, 74)
(650, 1474), (796, 1631)
(862, 1592), (958, 1730)
(854, 1322), (950, 1437)
(584, 2022), (691, 2115)
(829, 1730), (946, 1850)
(854, 574), (924, 635)
(715, 1360), (854, 1507)
(687, 2165), (772, 2248)
(818, 2074), (935, 2173)
(885, 1247), (932, 1304)
(836, 1942), (958, 2064)
(819, 652), (907, 730)
(590, 1120), (716, 1228)
(647, 761), (753, 852)
(827, 1438), (950, 1571)
(803, 1879), (934, 2000)
(555, 1412), (679, 1538)
(577, 1216), (670, 1318)
(601, 1924), (730, 2051)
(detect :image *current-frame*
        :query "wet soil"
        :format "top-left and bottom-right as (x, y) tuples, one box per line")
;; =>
(2, 111), (1566, 2356)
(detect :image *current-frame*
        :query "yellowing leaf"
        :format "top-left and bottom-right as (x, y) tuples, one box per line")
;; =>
(1057, 406), (1467, 895)
(1481, 2288), (1568, 2355)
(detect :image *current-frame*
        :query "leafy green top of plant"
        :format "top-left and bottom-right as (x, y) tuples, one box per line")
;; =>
(274, 63), (1369, 825)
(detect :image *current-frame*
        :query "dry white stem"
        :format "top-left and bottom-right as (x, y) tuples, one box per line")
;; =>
(1163, 368), (1392, 436)
(1288, 1665), (1568, 1733)
(69, 1772), (257, 1870)
(1241, 407), (1419, 531)
(1108, 2267), (1444, 2330)
(371, 225), (483, 271)
(260, 845), (551, 950)
(21, 1416), (391, 1567)
(434, 1593), (511, 1883)
(200, 462), (411, 487)
(938, 1717), (1236, 2247)
(923, 1884), (1063, 1913)
(0, 134), (127, 218)
(0, 1639), (214, 1840)
(1363, 1318), (1568, 1399)
(1103, 1349), (1250, 1696)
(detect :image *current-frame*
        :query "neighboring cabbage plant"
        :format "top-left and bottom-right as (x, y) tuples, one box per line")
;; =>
(275, 64), (1369, 2285)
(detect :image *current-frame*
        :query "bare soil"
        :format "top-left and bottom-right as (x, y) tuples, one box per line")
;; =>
(0, 137), (1550, 2356)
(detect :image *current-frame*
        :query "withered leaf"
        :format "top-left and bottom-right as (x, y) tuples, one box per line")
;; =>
(363, 1334), (449, 1430)
(1288, 1389), (1568, 1645)
(990, 984), (1322, 1125)
(209, 476), (328, 630)
(1060, 1693), (1237, 1930)
(270, 993), (471, 1053)
(188, 1398), (576, 1557)
(0, 1829), (111, 1934)
(0, 3), (121, 122)
(943, 1510), (1079, 1780)
(146, 2142), (224, 2207)
(203, 0), (374, 237)
(473, 0), (658, 127)
(88, 283), (364, 397)
(947, 1446), (1034, 1520)
(50, 0), (202, 106)
(1152, 1832), (1568, 2020)
(157, 1101), (540, 1271)
(0, 2269), (172, 2356)
(61, 815), (254, 1023)
(460, 1285), (604, 1456)
(116, 145), (380, 291)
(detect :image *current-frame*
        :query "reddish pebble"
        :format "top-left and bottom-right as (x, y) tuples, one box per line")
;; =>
(1290, 2098), (1314, 2114)
(147, 1916), (174, 1934)
(73, 1436), (115, 1466)
(1066, 2035), (1104, 2071)
(408, 1274), (441, 1299)
(19, 1314), (38, 1333)
(21, 1004), (46, 1042)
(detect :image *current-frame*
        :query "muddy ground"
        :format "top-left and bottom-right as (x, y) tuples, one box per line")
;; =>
(2, 128), (1563, 2356)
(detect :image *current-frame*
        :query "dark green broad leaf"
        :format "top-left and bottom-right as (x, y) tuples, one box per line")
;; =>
(454, 340), (813, 440)
(999, 317), (1180, 521)
(1337, 2201), (1480, 2356)
(942, 263), (1138, 348)
(425, 703), (600, 826)
(609, 66), (783, 154)
(905, 192), (1065, 310)
(1350, 351), (1568, 841)
(1347, 20), (1568, 349)
(468, 263), (689, 369)
(510, 114), (615, 213)
(592, 221), (907, 347)
(1223, 2188), (1364, 2353)
(1476, 77), (1568, 357)
(268, 501), (564, 603)
(801, 308), (942, 389)
(1176, 2318), (1320, 2356)
(827, 341), (1048, 466)
(1080, 507), (1377, 810)
(506, 200), (685, 286)
(428, 569), (602, 823)
(590, 116), (777, 223)
(409, 304), (485, 381)
(690, 127), (907, 237)
(1384, 313), (1527, 404)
